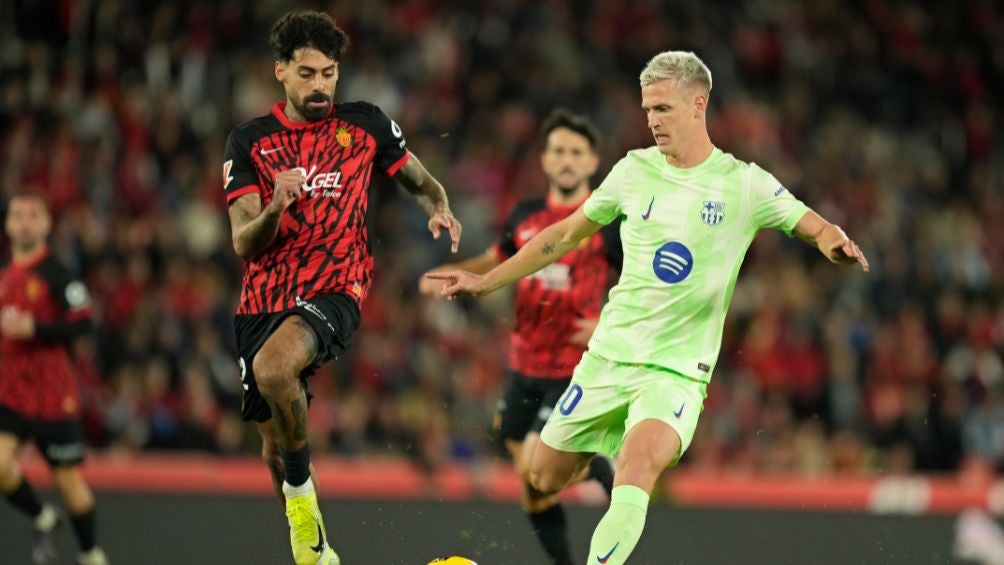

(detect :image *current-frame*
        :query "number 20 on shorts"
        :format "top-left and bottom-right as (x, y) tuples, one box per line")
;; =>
(558, 384), (583, 415)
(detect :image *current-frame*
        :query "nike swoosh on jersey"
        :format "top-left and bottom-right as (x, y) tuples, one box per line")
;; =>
(260, 146), (285, 155)
(641, 197), (654, 220)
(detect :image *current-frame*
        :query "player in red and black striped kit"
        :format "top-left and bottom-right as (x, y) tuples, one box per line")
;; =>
(421, 110), (619, 565)
(224, 12), (461, 565)
(0, 192), (108, 565)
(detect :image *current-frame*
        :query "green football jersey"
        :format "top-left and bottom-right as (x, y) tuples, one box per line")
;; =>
(582, 146), (809, 382)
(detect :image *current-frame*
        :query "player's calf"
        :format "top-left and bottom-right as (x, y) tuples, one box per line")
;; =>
(261, 436), (286, 503)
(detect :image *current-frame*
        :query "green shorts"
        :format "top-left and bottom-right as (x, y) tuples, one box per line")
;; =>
(539, 351), (707, 465)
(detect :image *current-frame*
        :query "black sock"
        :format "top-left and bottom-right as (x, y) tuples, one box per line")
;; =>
(527, 503), (574, 565)
(588, 456), (614, 497)
(281, 444), (311, 487)
(70, 507), (97, 552)
(4, 477), (43, 519)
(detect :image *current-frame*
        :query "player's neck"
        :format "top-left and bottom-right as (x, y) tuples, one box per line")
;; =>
(664, 133), (714, 169)
(283, 101), (308, 123)
(11, 243), (46, 264)
(548, 185), (589, 207)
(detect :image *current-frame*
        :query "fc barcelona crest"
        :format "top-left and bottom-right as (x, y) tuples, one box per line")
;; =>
(701, 201), (725, 225)
(335, 127), (352, 148)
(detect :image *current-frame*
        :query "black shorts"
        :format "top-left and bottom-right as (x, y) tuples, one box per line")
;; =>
(234, 292), (360, 423)
(0, 404), (85, 467)
(495, 371), (572, 444)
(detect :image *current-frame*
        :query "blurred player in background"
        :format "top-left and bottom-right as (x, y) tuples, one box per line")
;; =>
(224, 10), (462, 565)
(428, 50), (870, 565)
(0, 192), (108, 565)
(421, 109), (619, 565)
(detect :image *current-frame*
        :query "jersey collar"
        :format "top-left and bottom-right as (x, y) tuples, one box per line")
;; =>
(546, 190), (589, 212)
(659, 147), (723, 178)
(271, 102), (335, 129)
(10, 245), (49, 269)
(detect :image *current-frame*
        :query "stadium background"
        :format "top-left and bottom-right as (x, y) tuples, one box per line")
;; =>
(0, 0), (1001, 563)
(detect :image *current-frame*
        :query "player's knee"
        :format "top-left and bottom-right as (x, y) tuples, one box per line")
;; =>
(518, 462), (542, 496)
(528, 467), (565, 496)
(513, 452), (533, 484)
(516, 462), (533, 486)
(252, 352), (294, 397)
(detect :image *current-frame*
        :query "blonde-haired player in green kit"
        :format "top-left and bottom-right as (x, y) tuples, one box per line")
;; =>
(427, 50), (869, 564)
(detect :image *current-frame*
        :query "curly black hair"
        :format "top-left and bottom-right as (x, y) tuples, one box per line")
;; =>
(269, 11), (350, 62)
(541, 108), (601, 151)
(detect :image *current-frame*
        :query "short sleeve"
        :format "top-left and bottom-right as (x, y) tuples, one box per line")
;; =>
(747, 164), (809, 235)
(38, 260), (92, 322)
(367, 105), (409, 176)
(492, 204), (523, 259)
(583, 159), (627, 225)
(600, 219), (623, 270)
(223, 128), (262, 204)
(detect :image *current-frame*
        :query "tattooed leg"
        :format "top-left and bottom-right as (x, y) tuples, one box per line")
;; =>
(253, 315), (317, 450)
(252, 315), (319, 488)
(257, 421), (287, 505)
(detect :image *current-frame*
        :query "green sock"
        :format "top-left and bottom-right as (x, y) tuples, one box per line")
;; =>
(588, 485), (649, 565)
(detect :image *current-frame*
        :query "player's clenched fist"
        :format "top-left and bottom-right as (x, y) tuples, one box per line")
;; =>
(0, 305), (35, 339)
(269, 170), (305, 213)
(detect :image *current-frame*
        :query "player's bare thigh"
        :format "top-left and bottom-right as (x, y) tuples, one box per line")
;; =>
(0, 431), (21, 489)
(528, 437), (593, 495)
(614, 418), (680, 492)
(251, 314), (319, 391)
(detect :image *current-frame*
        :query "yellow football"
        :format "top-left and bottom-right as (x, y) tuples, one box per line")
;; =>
(426, 557), (478, 565)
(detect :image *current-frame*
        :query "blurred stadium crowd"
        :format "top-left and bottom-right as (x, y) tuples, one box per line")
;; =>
(1, 0), (1001, 477)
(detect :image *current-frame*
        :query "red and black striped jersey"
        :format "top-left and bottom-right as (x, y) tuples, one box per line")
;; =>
(223, 101), (409, 314)
(492, 194), (621, 379)
(0, 248), (92, 419)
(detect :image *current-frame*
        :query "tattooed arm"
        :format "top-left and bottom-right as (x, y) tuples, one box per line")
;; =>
(393, 152), (462, 253)
(228, 171), (304, 259)
(426, 207), (604, 298)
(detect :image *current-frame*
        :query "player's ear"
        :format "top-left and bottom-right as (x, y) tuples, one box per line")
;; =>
(693, 91), (708, 119)
(274, 60), (285, 83)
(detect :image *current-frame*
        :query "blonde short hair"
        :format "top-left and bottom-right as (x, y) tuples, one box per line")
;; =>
(639, 51), (712, 95)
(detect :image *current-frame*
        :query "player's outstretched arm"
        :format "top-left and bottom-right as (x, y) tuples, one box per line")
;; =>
(419, 248), (500, 295)
(228, 170), (303, 259)
(393, 152), (462, 253)
(793, 210), (870, 272)
(427, 208), (604, 298)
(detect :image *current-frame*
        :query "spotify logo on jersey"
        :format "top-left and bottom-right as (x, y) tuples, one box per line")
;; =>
(652, 242), (693, 283)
